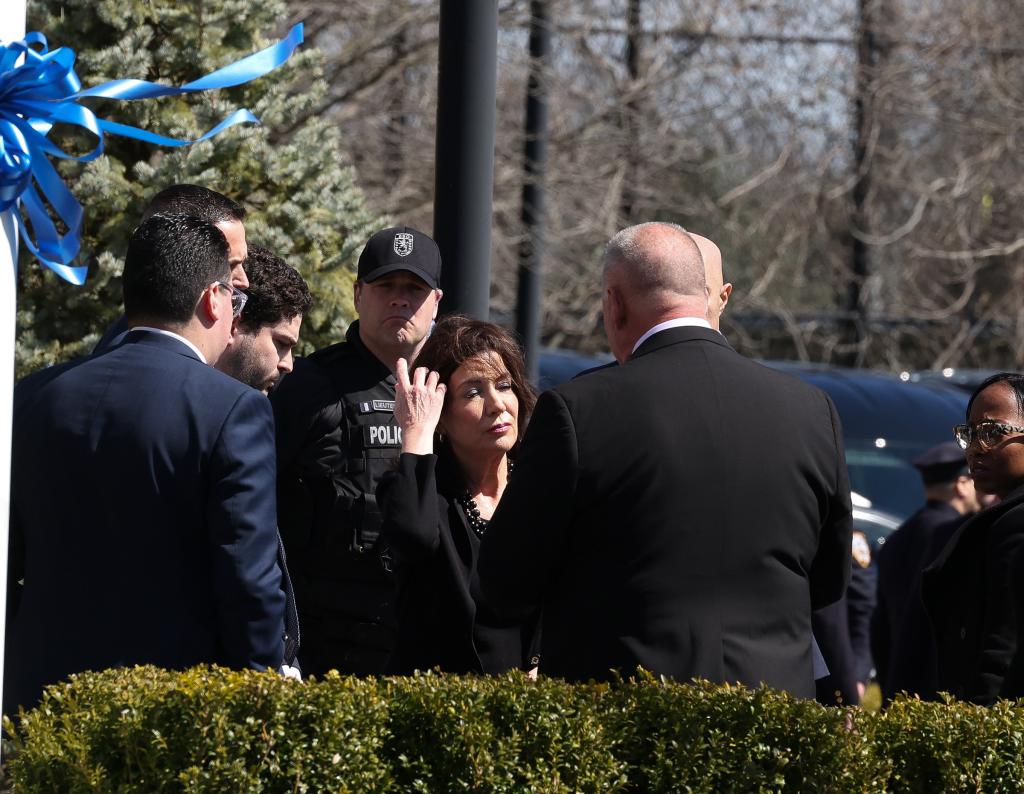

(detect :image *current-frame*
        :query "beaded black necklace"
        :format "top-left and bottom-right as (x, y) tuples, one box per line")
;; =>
(457, 460), (513, 538)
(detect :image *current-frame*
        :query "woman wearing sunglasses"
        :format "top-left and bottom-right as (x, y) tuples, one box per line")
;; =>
(923, 372), (1024, 703)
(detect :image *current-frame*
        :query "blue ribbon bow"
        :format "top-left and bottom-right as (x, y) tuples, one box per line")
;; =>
(0, 23), (304, 284)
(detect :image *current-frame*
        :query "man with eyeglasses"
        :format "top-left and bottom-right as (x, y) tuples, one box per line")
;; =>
(4, 213), (287, 713)
(872, 441), (981, 702)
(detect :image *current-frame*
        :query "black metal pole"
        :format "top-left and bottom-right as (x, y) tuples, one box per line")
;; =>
(433, 0), (499, 319)
(516, 0), (551, 383)
(841, 0), (880, 367)
(619, 0), (642, 223)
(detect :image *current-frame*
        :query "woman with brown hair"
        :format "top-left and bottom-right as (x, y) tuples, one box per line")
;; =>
(377, 315), (538, 674)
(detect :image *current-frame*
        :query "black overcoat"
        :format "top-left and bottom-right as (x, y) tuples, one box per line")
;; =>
(922, 486), (1024, 704)
(476, 325), (853, 695)
(872, 501), (965, 700)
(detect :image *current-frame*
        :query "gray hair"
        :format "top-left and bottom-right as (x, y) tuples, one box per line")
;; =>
(603, 222), (706, 298)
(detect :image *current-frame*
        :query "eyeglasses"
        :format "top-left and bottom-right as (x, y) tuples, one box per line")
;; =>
(213, 281), (248, 318)
(953, 420), (1024, 450)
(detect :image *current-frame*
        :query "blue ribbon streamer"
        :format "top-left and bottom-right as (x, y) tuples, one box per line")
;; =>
(0, 23), (304, 285)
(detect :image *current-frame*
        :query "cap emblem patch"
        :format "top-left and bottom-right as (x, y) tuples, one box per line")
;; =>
(394, 232), (414, 257)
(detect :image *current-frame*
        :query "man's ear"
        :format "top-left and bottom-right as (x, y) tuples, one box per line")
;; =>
(432, 288), (443, 320)
(720, 283), (733, 313)
(198, 284), (227, 326)
(353, 280), (363, 312)
(607, 285), (627, 330)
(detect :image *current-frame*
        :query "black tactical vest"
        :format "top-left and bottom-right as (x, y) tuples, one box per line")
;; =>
(272, 323), (404, 675)
(322, 357), (403, 555)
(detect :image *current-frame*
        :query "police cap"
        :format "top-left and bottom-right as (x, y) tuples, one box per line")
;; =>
(912, 441), (969, 485)
(357, 226), (442, 289)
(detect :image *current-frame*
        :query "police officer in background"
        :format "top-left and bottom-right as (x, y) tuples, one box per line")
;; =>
(872, 441), (980, 701)
(270, 227), (443, 676)
(813, 526), (877, 705)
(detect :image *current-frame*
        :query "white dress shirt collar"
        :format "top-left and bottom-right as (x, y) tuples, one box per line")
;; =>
(130, 326), (208, 364)
(631, 316), (716, 355)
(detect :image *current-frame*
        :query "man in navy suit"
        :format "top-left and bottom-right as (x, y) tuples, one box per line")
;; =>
(5, 213), (286, 712)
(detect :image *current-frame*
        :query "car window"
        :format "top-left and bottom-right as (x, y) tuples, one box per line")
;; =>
(845, 441), (927, 519)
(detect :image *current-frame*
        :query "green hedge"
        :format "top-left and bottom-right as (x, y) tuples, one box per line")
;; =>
(5, 667), (1024, 792)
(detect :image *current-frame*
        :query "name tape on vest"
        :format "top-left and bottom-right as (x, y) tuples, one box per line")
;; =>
(358, 400), (395, 414)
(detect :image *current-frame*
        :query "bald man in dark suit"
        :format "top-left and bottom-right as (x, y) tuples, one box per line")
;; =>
(476, 222), (852, 695)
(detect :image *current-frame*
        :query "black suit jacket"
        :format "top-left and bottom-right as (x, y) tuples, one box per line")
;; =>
(5, 331), (286, 711)
(378, 453), (531, 674)
(922, 487), (1024, 704)
(476, 326), (852, 695)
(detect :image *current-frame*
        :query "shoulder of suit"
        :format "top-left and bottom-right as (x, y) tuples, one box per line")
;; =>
(987, 494), (1024, 536)
(188, 358), (263, 402)
(550, 365), (615, 402)
(13, 357), (88, 414)
(16, 356), (83, 390)
(571, 361), (618, 380)
(743, 359), (834, 396)
(755, 364), (845, 422)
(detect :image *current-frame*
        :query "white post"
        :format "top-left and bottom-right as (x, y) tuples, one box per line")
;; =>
(1, 0), (28, 732)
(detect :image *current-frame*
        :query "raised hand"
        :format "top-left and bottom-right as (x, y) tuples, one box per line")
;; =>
(395, 357), (447, 455)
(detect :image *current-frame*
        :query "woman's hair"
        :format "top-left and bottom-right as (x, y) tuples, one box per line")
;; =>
(412, 314), (537, 456)
(967, 372), (1024, 419)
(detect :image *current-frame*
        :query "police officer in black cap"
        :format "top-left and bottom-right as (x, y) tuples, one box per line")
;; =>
(871, 441), (981, 701)
(270, 227), (443, 676)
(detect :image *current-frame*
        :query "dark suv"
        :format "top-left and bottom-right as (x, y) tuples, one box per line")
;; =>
(766, 363), (967, 521)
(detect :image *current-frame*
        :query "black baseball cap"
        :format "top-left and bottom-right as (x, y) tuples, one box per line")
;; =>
(356, 226), (442, 289)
